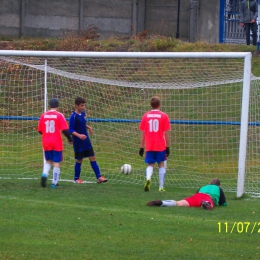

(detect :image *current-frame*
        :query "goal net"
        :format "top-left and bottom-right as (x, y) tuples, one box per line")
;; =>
(0, 51), (258, 196)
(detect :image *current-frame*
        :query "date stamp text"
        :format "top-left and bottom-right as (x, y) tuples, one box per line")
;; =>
(218, 222), (260, 233)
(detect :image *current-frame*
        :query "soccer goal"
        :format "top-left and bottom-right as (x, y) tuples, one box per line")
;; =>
(0, 50), (258, 197)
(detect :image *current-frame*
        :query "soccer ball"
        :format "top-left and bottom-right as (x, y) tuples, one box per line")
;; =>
(121, 164), (132, 175)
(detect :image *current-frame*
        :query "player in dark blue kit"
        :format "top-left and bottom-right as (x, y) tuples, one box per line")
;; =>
(69, 97), (107, 183)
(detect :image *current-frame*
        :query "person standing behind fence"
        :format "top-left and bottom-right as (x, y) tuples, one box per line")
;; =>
(240, 0), (258, 46)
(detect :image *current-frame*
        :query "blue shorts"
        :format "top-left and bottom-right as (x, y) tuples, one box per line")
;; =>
(44, 150), (63, 163)
(145, 151), (166, 164)
(74, 148), (94, 160)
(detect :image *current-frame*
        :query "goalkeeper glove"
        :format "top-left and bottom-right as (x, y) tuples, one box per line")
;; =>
(166, 147), (170, 157)
(139, 148), (144, 157)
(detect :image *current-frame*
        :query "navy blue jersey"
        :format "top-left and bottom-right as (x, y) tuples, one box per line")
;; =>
(69, 111), (92, 152)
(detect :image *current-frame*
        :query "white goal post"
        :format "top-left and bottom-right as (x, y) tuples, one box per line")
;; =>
(0, 50), (256, 197)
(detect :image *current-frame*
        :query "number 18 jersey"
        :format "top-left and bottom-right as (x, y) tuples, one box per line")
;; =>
(139, 109), (170, 151)
(38, 110), (69, 151)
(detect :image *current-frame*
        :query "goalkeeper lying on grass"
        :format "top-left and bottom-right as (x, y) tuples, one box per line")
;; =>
(147, 178), (227, 210)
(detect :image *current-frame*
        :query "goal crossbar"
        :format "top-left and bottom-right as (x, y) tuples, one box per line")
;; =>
(0, 50), (251, 59)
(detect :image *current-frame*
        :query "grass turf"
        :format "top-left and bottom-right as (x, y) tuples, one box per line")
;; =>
(0, 179), (260, 260)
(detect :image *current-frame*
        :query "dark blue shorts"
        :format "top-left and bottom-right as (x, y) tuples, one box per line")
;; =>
(74, 148), (94, 160)
(44, 150), (63, 163)
(145, 151), (166, 164)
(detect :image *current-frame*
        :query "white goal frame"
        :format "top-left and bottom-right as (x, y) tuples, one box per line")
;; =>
(0, 50), (252, 197)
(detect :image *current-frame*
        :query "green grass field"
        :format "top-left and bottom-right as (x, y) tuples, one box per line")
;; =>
(0, 179), (260, 260)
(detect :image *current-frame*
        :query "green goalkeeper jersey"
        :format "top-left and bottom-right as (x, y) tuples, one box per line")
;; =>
(198, 184), (227, 206)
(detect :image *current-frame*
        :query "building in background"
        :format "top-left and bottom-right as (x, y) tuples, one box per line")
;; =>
(0, 0), (255, 44)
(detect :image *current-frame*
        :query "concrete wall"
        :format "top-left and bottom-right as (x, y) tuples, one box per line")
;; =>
(0, 0), (21, 37)
(0, 0), (134, 39)
(145, 0), (190, 39)
(24, 0), (80, 38)
(198, 0), (220, 43)
(0, 0), (220, 43)
(83, 0), (133, 38)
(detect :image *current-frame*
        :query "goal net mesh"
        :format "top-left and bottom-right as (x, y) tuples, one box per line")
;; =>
(0, 55), (259, 194)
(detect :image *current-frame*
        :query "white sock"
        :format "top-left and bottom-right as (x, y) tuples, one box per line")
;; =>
(162, 200), (176, 207)
(52, 167), (60, 185)
(43, 163), (51, 177)
(164, 160), (167, 169)
(158, 167), (166, 189)
(146, 166), (153, 180)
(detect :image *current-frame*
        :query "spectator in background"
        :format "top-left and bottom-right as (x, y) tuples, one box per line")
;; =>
(240, 0), (258, 46)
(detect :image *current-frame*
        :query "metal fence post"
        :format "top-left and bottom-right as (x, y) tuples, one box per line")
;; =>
(20, 0), (25, 38)
(189, 0), (199, 42)
(79, 0), (84, 31)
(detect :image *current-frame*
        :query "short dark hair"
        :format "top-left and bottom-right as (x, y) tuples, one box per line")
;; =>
(150, 96), (160, 109)
(49, 98), (59, 108)
(75, 97), (86, 105)
(210, 178), (221, 186)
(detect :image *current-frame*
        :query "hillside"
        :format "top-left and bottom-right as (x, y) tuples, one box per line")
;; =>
(1, 33), (260, 76)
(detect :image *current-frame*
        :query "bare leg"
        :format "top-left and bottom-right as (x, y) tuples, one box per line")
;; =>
(176, 200), (190, 207)
(161, 199), (190, 207)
